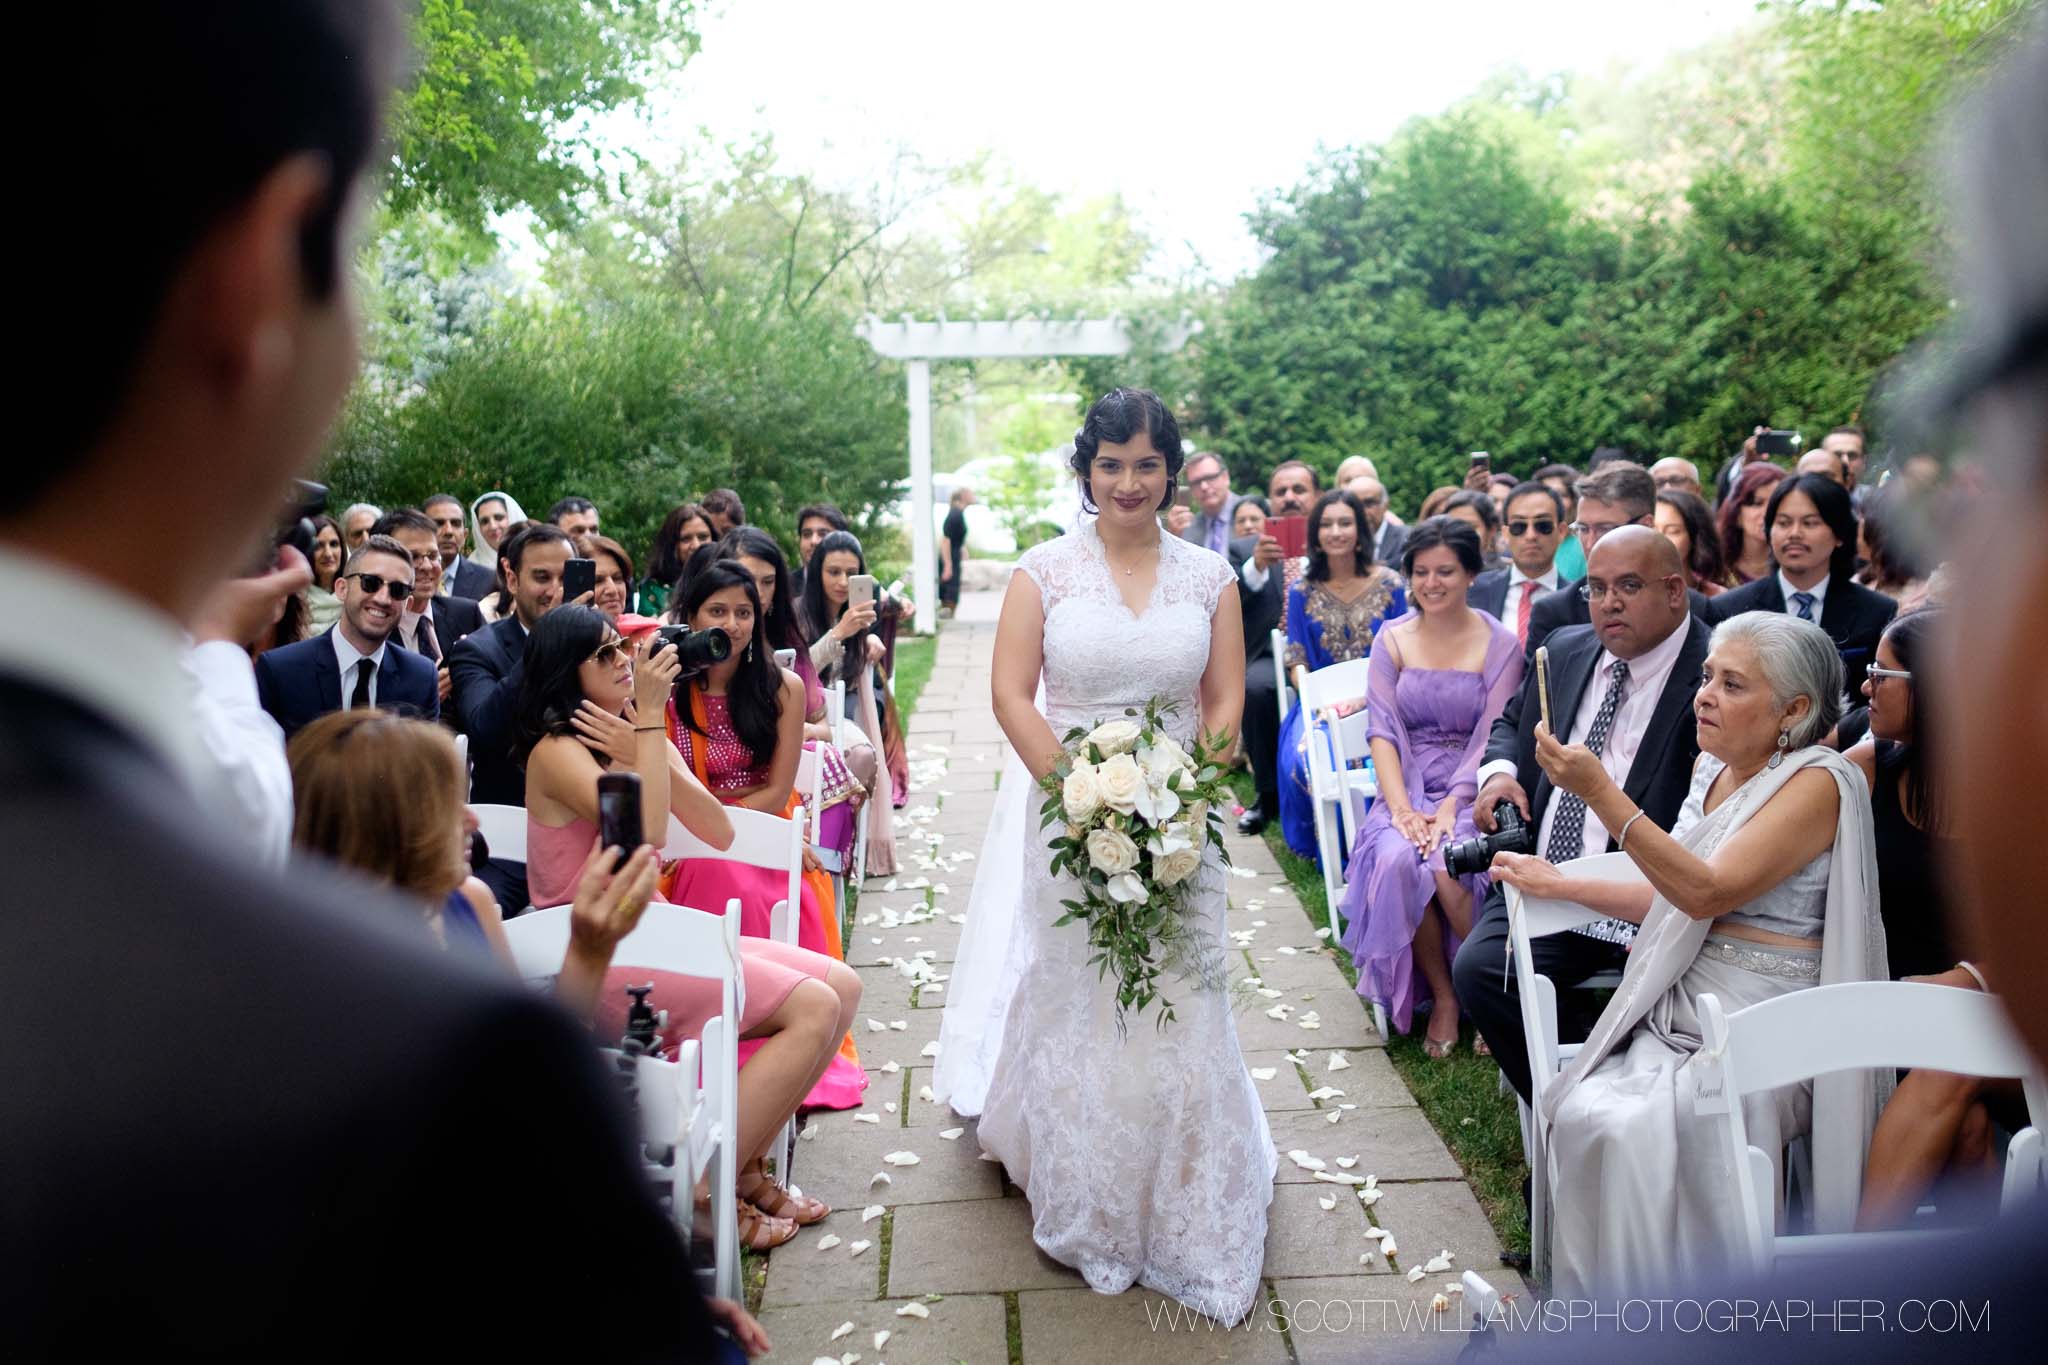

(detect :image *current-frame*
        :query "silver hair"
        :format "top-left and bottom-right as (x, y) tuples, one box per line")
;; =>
(1709, 611), (1844, 749)
(342, 502), (383, 524)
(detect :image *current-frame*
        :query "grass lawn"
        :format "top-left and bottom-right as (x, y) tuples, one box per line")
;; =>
(891, 632), (937, 723)
(1226, 772), (1530, 1255)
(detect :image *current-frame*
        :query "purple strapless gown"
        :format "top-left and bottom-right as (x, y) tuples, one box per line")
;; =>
(1336, 668), (1493, 1033)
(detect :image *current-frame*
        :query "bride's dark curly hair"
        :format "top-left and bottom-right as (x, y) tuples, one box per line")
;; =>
(1069, 387), (1184, 513)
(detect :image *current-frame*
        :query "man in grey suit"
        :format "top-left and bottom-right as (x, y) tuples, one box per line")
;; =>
(0, 5), (729, 1358)
(1179, 450), (1243, 555)
(1348, 475), (1406, 568)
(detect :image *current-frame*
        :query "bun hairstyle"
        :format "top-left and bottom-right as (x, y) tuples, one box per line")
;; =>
(1069, 387), (1185, 513)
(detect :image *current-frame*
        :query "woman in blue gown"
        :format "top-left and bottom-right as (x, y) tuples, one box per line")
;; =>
(1278, 490), (1406, 860)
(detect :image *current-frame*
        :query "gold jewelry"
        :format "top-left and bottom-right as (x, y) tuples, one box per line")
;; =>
(632, 724), (663, 732)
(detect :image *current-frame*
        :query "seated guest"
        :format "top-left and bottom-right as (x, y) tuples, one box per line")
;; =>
(372, 507), (483, 711)
(1267, 459), (1319, 518)
(423, 492), (493, 599)
(1442, 490), (1506, 569)
(1846, 610), (1957, 979)
(1347, 477), (1406, 567)
(1232, 500), (1287, 834)
(305, 513), (343, 631)
(800, 530), (900, 875)
(668, 561), (867, 1111)
(1708, 472), (1897, 694)
(1488, 472), (1520, 515)
(1716, 461), (1788, 586)
(1488, 612), (1880, 1295)
(448, 521), (575, 910)
(1452, 528), (1712, 1094)
(340, 501), (381, 551)
(1469, 481), (1570, 645)
(701, 487), (745, 536)
(516, 606), (859, 1249)
(637, 501), (713, 616)
(1524, 461), (1711, 663)
(471, 518), (529, 623)
(1178, 451), (1241, 553)
(792, 502), (850, 597)
(573, 532), (634, 620)
(1231, 493), (1270, 542)
(1650, 457), (1702, 497)
(255, 534), (439, 738)
(1337, 518), (1521, 1052)
(1798, 448), (1849, 485)
(465, 490), (524, 575)
(1277, 490), (1407, 860)
(548, 495), (598, 538)
(1853, 484), (1932, 601)
(1532, 461), (1585, 581)
(1416, 484), (1461, 524)
(1654, 488), (1731, 596)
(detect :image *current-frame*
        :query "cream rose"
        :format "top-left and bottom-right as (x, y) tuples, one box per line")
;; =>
(1086, 718), (1143, 758)
(1085, 827), (1140, 876)
(1062, 762), (1103, 823)
(1185, 799), (1210, 832)
(1154, 842), (1203, 886)
(1095, 751), (1145, 814)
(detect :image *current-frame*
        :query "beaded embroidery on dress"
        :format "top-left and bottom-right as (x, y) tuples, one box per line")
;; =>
(942, 517), (1276, 1323)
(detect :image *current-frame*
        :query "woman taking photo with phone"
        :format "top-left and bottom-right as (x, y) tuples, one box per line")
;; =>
(516, 603), (860, 1246)
(800, 529), (900, 876)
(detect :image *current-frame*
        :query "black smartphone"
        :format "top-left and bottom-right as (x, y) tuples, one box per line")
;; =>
(562, 556), (597, 602)
(1756, 429), (1804, 458)
(597, 771), (644, 868)
(1468, 451), (1491, 477)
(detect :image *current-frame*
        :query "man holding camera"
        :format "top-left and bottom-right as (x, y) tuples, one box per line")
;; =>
(1451, 527), (1711, 1104)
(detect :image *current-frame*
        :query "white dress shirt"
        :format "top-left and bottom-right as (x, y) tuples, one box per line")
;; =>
(1507, 565), (1560, 595)
(1476, 617), (1692, 856)
(0, 544), (291, 864)
(396, 605), (439, 661)
(1776, 569), (1829, 620)
(330, 629), (388, 709)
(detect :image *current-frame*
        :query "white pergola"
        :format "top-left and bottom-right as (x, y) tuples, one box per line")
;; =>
(857, 316), (1194, 634)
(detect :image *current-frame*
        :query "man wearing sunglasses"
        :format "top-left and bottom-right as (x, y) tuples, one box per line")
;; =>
(1469, 481), (1573, 647)
(255, 534), (441, 738)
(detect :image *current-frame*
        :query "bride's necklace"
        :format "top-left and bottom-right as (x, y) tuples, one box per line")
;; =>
(1100, 533), (1159, 577)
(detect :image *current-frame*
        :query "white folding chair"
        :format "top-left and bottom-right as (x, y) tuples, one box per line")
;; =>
(1292, 657), (1372, 911)
(1504, 851), (1638, 1288)
(453, 733), (470, 798)
(468, 805), (527, 908)
(664, 803), (807, 1179)
(1269, 627), (1293, 728)
(1694, 981), (2048, 1274)
(824, 678), (872, 889)
(501, 898), (748, 1302)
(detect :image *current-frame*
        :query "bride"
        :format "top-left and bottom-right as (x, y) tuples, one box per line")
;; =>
(933, 388), (1276, 1322)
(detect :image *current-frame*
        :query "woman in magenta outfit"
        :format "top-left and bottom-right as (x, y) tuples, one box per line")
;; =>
(662, 562), (869, 1111)
(1335, 518), (1522, 1055)
(520, 604), (860, 1249)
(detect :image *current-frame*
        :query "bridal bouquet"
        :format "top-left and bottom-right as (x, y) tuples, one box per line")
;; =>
(1037, 698), (1234, 1031)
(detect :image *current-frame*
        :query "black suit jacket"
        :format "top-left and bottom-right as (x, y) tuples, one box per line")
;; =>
(427, 593), (486, 659)
(448, 614), (529, 806)
(0, 674), (715, 1359)
(442, 556), (495, 602)
(253, 628), (440, 739)
(1229, 534), (1285, 665)
(1470, 568), (1578, 624)
(1374, 521), (1408, 571)
(1705, 574), (1897, 695)
(1523, 581), (1712, 666)
(1483, 616), (1713, 842)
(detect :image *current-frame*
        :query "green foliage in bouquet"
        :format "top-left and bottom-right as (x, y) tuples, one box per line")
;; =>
(1035, 698), (1236, 1033)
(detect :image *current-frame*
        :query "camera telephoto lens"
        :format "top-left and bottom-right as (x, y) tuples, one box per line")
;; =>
(653, 625), (732, 675)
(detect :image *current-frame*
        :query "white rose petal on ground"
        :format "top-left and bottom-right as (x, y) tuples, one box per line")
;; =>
(861, 1204), (886, 1222)
(849, 1240), (871, 1257)
(853, 1113), (880, 1125)
(1326, 1112), (1343, 1123)
(1407, 1266), (1427, 1283)
(1305, 1086), (1345, 1101)
(869, 1173), (892, 1188)
(1424, 1251), (1456, 1273)
(1328, 1052), (1352, 1071)
(866, 1019), (887, 1033)
(872, 1331), (891, 1350)
(939, 1127), (964, 1140)
(918, 1085), (936, 1103)
(888, 1020), (909, 1031)
(1284, 1149), (1327, 1171)
(815, 1234), (842, 1251)
(1318, 1194), (1337, 1211)
(1313, 1170), (1366, 1186)
(882, 1151), (920, 1166)
(1359, 1252), (1376, 1267)
(1248, 1067), (1277, 1081)
(1359, 1187), (1383, 1207)
(1336, 1156), (1358, 1169)
(879, 1061), (901, 1074)
(800, 1124), (818, 1142)
(921, 1041), (941, 1058)
(883, 1102), (897, 1114)
(830, 1322), (855, 1341)
(895, 1301), (931, 1319)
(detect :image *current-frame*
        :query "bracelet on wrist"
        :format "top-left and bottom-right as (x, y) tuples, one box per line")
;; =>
(1955, 960), (1990, 993)
(1617, 809), (1646, 851)
(633, 724), (663, 732)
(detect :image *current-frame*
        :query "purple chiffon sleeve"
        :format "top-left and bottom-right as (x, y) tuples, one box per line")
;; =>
(1449, 615), (1526, 804)
(1365, 611), (1423, 809)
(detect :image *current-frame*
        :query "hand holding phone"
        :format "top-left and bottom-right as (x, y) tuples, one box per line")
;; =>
(1269, 516), (1309, 561)
(597, 771), (645, 868)
(562, 556), (597, 604)
(849, 574), (878, 607)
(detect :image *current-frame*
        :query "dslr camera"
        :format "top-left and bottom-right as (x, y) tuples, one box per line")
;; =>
(1442, 800), (1534, 879)
(650, 624), (731, 677)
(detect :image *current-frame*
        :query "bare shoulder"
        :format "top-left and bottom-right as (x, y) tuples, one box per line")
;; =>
(459, 875), (503, 927)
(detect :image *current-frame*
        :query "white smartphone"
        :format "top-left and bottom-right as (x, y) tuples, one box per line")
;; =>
(849, 574), (878, 607)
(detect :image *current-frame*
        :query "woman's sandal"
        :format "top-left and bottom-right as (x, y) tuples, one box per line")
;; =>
(738, 1169), (832, 1226)
(1472, 1035), (1492, 1058)
(736, 1199), (800, 1250)
(1422, 1035), (1458, 1059)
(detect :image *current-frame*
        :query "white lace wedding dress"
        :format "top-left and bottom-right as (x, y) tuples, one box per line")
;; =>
(933, 518), (1276, 1323)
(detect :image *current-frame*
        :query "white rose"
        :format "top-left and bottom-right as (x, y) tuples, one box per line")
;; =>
(1085, 827), (1141, 876)
(1062, 763), (1103, 823)
(1086, 718), (1143, 757)
(1154, 844), (1203, 886)
(1095, 751), (1145, 814)
(1104, 871), (1148, 904)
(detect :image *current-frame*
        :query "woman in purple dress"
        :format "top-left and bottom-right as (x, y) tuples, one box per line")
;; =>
(1336, 518), (1522, 1055)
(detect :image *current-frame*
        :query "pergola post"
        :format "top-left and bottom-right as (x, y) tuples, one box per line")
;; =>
(906, 358), (935, 636)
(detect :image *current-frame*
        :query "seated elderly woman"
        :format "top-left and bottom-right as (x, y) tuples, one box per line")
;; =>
(1487, 612), (1885, 1295)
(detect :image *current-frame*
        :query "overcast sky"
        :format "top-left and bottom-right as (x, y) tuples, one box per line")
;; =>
(596, 0), (1765, 280)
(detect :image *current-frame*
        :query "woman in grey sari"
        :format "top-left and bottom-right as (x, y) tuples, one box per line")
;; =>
(1489, 612), (1887, 1295)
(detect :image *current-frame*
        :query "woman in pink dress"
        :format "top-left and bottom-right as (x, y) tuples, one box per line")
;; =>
(521, 603), (860, 1247)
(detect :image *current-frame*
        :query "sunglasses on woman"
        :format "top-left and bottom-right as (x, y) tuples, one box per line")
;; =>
(588, 637), (629, 668)
(345, 572), (414, 600)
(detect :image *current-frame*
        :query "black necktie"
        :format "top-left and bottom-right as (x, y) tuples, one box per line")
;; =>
(351, 658), (374, 709)
(416, 613), (440, 664)
(1547, 659), (1636, 944)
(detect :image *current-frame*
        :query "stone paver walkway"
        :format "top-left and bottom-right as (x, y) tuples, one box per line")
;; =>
(759, 590), (1524, 1363)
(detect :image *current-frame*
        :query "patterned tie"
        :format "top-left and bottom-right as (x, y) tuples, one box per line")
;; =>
(1546, 659), (1635, 943)
(1207, 515), (1226, 555)
(1516, 580), (1539, 647)
(416, 612), (440, 664)
(350, 658), (375, 709)
(1792, 591), (1817, 622)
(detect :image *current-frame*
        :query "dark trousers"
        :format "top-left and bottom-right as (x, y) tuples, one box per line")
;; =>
(1452, 882), (1628, 1104)
(1242, 658), (1281, 818)
(476, 857), (530, 919)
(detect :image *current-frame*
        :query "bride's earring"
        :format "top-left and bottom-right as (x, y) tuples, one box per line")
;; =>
(1767, 729), (1790, 768)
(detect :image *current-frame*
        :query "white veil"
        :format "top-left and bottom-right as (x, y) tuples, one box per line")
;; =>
(931, 683), (1042, 1118)
(467, 490), (527, 571)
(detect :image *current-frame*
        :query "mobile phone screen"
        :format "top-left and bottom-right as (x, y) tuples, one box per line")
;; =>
(562, 557), (597, 602)
(1269, 516), (1309, 560)
(597, 772), (644, 866)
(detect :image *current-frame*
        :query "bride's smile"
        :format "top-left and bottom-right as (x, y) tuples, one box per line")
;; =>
(1088, 436), (1174, 530)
